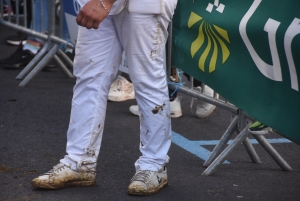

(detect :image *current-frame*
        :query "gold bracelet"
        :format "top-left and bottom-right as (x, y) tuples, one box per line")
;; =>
(99, 0), (110, 14)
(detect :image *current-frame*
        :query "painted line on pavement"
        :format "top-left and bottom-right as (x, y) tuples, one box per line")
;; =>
(171, 131), (292, 164)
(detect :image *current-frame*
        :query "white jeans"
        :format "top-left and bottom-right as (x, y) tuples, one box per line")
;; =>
(61, 0), (178, 172)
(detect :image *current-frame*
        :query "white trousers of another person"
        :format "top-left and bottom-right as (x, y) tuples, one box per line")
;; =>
(60, 0), (177, 172)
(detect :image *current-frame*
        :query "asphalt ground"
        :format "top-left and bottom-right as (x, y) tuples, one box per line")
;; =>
(1, 23), (300, 201)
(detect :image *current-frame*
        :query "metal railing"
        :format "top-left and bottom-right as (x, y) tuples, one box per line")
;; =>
(0, 0), (74, 86)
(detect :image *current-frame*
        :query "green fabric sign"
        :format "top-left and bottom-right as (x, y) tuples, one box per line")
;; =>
(172, 0), (300, 144)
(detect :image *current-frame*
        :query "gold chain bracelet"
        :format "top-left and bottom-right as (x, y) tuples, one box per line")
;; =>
(99, 0), (110, 14)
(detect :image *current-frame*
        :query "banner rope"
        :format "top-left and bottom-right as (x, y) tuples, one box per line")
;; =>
(168, 68), (186, 97)
(59, 39), (74, 52)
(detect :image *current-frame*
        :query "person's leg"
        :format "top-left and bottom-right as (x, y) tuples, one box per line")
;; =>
(114, 0), (177, 195)
(0, 0), (47, 68)
(4, 0), (31, 45)
(184, 73), (219, 118)
(59, 0), (75, 63)
(129, 86), (182, 118)
(25, 0), (47, 40)
(128, 66), (183, 118)
(62, 6), (69, 42)
(2, 0), (14, 16)
(25, 0), (48, 51)
(61, 17), (122, 172)
(31, 16), (123, 189)
(117, 7), (172, 172)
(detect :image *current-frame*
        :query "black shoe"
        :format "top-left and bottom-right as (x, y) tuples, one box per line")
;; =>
(5, 31), (27, 46)
(42, 59), (58, 71)
(0, 44), (35, 69)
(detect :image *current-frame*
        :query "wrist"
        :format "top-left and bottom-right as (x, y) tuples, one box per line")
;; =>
(99, 0), (110, 14)
(99, 0), (116, 14)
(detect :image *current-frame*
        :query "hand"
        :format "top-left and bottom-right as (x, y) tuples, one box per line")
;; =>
(76, 0), (114, 29)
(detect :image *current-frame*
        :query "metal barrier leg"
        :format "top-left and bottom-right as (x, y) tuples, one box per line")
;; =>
(1, 0), (75, 85)
(57, 49), (73, 68)
(252, 135), (293, 171)
(53, 54), (74, 78)
(15, 44), (49, 80)
(202, 123), (251, 176)
(203, 116), (238, 167)
(242, 137), (262, 164)
(19, 45), (59, 87)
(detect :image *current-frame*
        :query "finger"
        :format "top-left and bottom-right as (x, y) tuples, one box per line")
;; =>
(79, 17), (88, 28)
(76, 11), (83, 25)
(92, 20), (100, 29)
(86, 20), (94, 30)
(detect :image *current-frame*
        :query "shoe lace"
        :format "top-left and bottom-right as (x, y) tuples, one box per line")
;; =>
(131, 170), (152, 184)
(111, 77), (124, 91)
(43, 163), (66, 176)
(59, 39), (74, 52)
(168, 68), (185, 98)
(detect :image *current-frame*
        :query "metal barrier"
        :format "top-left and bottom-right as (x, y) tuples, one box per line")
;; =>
(166, 20), (292, 175)
(0, 0), (74, 86)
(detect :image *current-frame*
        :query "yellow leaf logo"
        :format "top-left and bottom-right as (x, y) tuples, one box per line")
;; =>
(188, 12), (230, 73)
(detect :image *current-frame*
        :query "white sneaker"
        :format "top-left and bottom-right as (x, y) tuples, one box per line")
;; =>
(129, 96), (182, 118)
(31, 163), (96, 189)
(129, 105), (140, 116)
(108, 75), (135, 102)
(194, 86), (219, 119)
(128, 168), (168, 195)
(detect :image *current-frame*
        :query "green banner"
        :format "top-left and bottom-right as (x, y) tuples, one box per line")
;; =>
(172, 0), (300, 144)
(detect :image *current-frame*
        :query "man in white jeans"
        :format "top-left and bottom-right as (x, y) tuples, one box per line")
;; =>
(31, 0), (178, 195)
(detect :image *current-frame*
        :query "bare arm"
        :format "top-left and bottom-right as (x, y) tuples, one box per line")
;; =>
(76, 0), (116, 29)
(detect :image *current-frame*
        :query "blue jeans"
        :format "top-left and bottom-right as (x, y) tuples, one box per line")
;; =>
(29, 0), (70, 42)
(28, 0), (48, 42)
(62, 10), (69, 42)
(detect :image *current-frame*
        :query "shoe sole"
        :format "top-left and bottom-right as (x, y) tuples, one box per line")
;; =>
(170, 111), (182, 118)
(2, 14), (14, 17)
(130, 111), (182, 118)
(6, 40), (26, 46)
(31, 179), (96, 189)
(127, 181), (168, 195)
(108, 94), (135, 102)
(248, 128), (272, 135)
(129, 108), (139, 116)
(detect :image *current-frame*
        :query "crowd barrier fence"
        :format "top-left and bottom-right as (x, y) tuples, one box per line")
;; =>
(0, 0), (74, 86)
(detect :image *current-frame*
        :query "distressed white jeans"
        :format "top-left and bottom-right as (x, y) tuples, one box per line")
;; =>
(60, 0), (177, 172)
